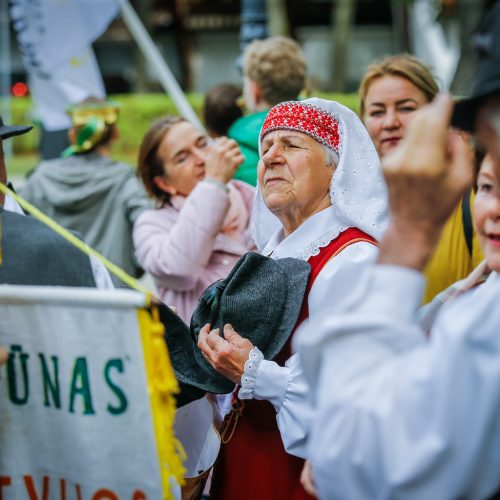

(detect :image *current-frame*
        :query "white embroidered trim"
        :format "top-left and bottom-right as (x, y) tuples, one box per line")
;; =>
(239, 347), (264, 400)
(294, 225), (349, 261)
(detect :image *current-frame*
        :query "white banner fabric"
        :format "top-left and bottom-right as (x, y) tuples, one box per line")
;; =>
(9, 0), (120, 76)
(0, 286), (164, 499)
(9, 0), (121, 130)
(28, 47), (107, 130)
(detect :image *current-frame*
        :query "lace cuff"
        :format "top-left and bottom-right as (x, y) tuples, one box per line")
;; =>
(238, 347), (264, 400)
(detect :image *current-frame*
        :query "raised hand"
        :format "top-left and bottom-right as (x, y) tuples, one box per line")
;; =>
(205, 137), (245, 185)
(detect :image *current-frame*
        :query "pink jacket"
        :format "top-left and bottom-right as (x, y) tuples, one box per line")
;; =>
(133, 180), (255, 322)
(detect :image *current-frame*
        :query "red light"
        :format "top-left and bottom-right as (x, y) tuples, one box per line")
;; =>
(12, 82), (28, 97)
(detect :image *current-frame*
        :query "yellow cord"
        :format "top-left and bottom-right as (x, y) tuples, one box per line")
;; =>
(0, 182), (153, 303)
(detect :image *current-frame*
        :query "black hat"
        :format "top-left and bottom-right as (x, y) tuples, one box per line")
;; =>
(160, 252), (311, 406)
(452, 2), (500, 131)
(0, 115), (33, 140)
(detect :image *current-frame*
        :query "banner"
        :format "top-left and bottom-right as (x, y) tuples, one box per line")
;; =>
(27, 48), (107, 131)
(9, 0), (121, 130)
(0, 286), (183, 500)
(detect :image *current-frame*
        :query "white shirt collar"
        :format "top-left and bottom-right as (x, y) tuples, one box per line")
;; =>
(261, 206), (348, 261)
(3, 193), (24, 215)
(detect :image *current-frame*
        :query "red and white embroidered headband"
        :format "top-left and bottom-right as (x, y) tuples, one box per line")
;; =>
(259, 101), (340, 154)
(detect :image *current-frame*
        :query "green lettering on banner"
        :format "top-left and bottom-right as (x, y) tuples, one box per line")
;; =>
(39, 354), (61, 409)
(104, 359), (128, 415)
(7, 344), (30, 405)
(69, 357), (95, 415)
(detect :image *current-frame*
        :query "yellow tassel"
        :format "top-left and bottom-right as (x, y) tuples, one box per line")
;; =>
(138, 307), (186, 499)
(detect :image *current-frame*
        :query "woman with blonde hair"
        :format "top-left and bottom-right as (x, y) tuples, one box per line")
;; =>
(359, 53), (483, 302)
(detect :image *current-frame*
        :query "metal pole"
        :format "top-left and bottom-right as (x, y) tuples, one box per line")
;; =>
(118, 0), (204, 131)
(238, 0), (268, 70)
(0, 0), (12, 157)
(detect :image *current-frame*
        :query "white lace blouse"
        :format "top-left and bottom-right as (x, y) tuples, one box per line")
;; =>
(239, 206), (378, 458)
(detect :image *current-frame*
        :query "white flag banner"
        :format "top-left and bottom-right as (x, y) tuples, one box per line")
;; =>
(0, 286), (181, 499)
(28, 47), (106, 130)
(9, 0), (120, 77)
(9, 0), (121, 130)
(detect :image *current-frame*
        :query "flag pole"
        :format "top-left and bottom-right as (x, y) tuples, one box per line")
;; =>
(118, 0), (205, 131)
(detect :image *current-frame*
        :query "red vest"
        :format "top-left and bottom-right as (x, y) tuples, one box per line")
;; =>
(211, 228), (376, 500)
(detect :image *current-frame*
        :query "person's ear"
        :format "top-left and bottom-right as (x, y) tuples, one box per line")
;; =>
(153, 175), (177, 196)
(252, 80), (263, 105)
(68, 128), (77, 145)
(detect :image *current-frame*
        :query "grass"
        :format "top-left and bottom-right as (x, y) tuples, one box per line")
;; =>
(7, 153), (40, 177)
(7, 92), (359, 178)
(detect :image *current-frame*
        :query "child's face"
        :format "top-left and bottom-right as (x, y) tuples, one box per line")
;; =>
(474, 154), (500, 272)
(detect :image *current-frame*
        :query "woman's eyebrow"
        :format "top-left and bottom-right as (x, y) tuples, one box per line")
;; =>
(395, 98), (418, 106)
(262, 133), (306, 149)
(367, 102), (386, 108)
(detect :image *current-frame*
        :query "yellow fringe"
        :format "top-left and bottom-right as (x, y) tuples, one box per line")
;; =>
(138, 307), (186, 498)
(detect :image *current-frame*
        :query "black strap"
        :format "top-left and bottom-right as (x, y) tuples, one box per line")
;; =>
(461, 190), (473, 257)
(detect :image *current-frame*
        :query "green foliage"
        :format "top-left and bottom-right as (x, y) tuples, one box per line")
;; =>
(10, 97), (40, 155)
(313, 92), (360, 115)
(8, 92), (359, 166)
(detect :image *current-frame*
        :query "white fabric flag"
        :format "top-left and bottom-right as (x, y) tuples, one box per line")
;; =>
(9, 0), (121, 130)
(0, 286), (172, 499)
(28, 48), (107, 130)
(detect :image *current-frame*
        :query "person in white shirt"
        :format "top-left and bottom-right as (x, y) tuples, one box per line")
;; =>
(296, 3), (500, 499)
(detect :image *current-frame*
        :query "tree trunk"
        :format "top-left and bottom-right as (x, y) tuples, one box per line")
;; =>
(267, 0), (290, 37)
(391, 1), (410, 53)
(331, 0), (357, 92)
(135, 0), (154, 93)
(171, 0), (192, 91)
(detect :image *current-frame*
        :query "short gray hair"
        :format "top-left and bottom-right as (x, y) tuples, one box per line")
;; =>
(323, 144), (339, 167)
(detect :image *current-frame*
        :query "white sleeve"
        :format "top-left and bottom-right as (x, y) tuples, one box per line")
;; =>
(307, 241), (379, 318)
(243, 242), (380, 459)
(300, 267), (500, 500)
(89, 255), (115, 289)
(239, 352), (311, 459)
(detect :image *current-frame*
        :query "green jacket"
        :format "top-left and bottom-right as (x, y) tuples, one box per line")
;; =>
(228, 110), (268, 186)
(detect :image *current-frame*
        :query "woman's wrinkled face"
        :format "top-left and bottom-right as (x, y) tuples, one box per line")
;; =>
(154, 121), (210, 197)
(363, 75), (430, 158)
(474, 154), (500, 273)
(258, 130), (333, 226)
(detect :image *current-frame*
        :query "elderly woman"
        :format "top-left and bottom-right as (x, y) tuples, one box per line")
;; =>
(198, 98), (388, 499)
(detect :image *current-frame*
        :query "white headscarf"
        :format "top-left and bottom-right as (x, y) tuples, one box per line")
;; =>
(251, 98), (388, 256)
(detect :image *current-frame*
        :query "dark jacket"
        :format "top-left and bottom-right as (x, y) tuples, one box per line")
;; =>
(0, 208), (96, 287)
